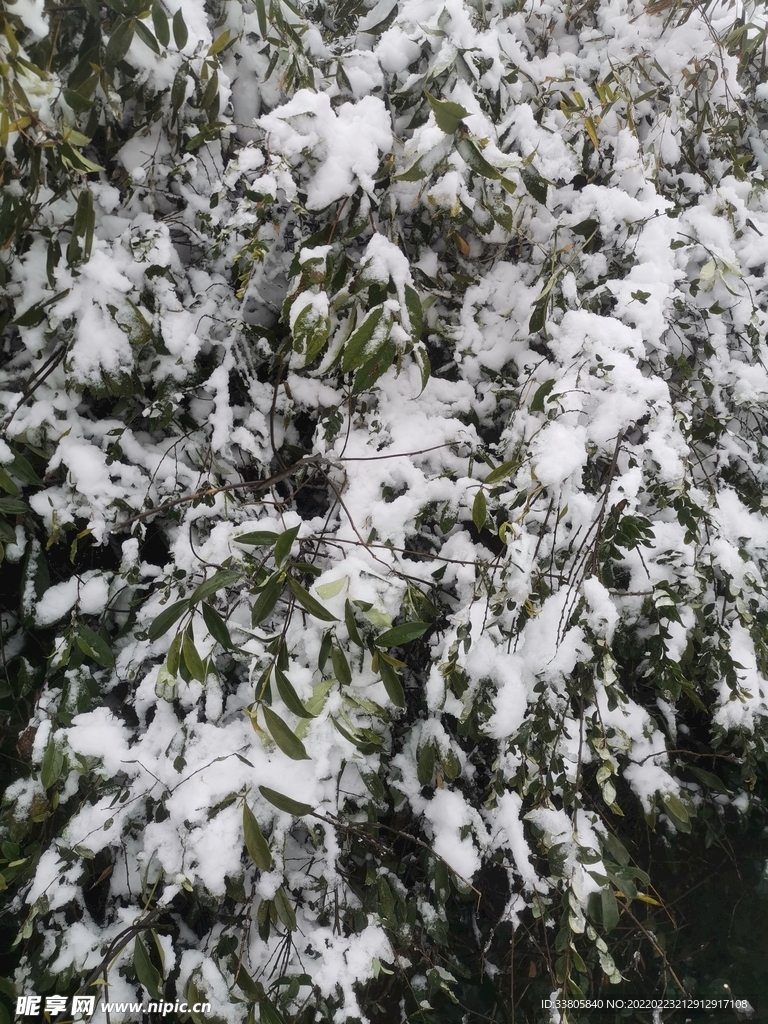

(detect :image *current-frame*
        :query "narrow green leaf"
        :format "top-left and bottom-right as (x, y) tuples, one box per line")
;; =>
(341, 307), (384, 372)
(273, 885), (297, 931)
(275, 666), (315, 718)
(152, 1), (170, 46)
(602, 831), (630, 867)
(148, 600), (189, 642)
(601, 886), (620, 932)
(403, 284), (423, 345)
(425, 91), (469, 134)
(172, 8), (188, 48)
(243, 803), (273, 870)
(522, 168), (549, 205)
(235, 531), (280, 546)
(288, 578), (338, 622)
(0, 497), (28, 515)
(182, 633), (207, 683)
(251, 572), (284, 626)
(352, 338), (396, 394)
(262, 705), (311, 760)
(208, 28), (231, 55)
(529, 299), (547, 335)
(687, 765), (728, 793)
(417, 742), (435, 786)
(258, 786), (314, 817)
(375, 621), (430, 648)
(378, 658), (405, 707)
(167, 632), (182, 676)
(133, 18), (160, 54)
(345, 600), (363, 647)
(331, 643), (352, 686)
(472, 489), (487, 531)
(254, 0), (268, 36)
(105, 19), (135, 70)
(273, 525), (300, 567)
(530, 378), (556, 413)
(0, 468), (19, 497)
(662, 792), (692, 833)
(76, 624), (115, 669)
(40, 739), (64, 790)
(315, 577), (346, 600)
(134, 934), (163, 1000)
(201, 603), (233, 650)
(484, 459), (520, 485)
(393, 155), (429, 182)
(190, 569), (242, 604)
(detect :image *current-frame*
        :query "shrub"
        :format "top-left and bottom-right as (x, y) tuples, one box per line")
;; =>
(2, 0), (768, 1021)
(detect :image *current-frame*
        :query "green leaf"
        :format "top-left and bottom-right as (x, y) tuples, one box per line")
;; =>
(152, 2), (170, 47)
(352, 339), (396, 394)
(522, 168), (549, 205)
(345, 600), (363, 647)
(148, 600), (189, 642)
(529, 299), (547, 334)
(378, 658), (405, 707)
(0, 497), (29, 514)
(0, 468), (19, 496)
(404, 284), (423, 345)
(601, 831), (630, 867)
(455, 137), (514, 191)
(208, 28), (231, 55)
(190, 569), (242, 604)
(76, 624), (115, 669)
(393, 155), (430, 182)
(260, 997), (288, 1024)
(105, 19), (135, 71)
(13, 303), (46, 328)
(201, 603), (233, 650)
(251, 571), (284, 625)
(662, 792), (692, 832)
(288, 578), (339, 622)
(375, 622), (430, 648)
(167, 632), (182, 676)
(530, 378), (556, 413)
(40, 739), (64, 790)
(133, 18), (160, 54)
(254, 0), (268, 36)
(425, 91), (469, 134)
(687, 765), (728, 793)
(601, 886), (620, 932)
(262, 705), (311, 760)
(607, 869), (637, 900)
(331, 642), (352, 686)
(472, 489), (487, 531)
(243, 802), (273, 870)
(172, 7), (188, 48)
(275, 666), (315, 718)
(417, 742), (435, 785)
(8, 451), (42, 486)
(274, 525), (300, 567)
(342, 307), (384, 372)
(235, 531), (280, 546)
(315, 577), (347, 600)
(259, 786), (314, 816)
(484, 459), (520, 485)
(273, 885), (297, 931)
(134, 934), (163, 1000)
(182, 633), (207, 683)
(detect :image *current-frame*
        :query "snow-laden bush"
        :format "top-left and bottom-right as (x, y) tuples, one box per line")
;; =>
(2, 0), (768, 1019)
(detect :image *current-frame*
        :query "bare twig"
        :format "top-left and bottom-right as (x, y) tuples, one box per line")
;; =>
(110, 456), (325, 533)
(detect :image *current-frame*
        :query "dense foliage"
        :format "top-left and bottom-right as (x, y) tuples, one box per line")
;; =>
(2, 0), (768, 1020)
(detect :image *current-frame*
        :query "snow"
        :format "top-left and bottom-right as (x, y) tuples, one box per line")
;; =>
(6, 0), (768, 1013)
